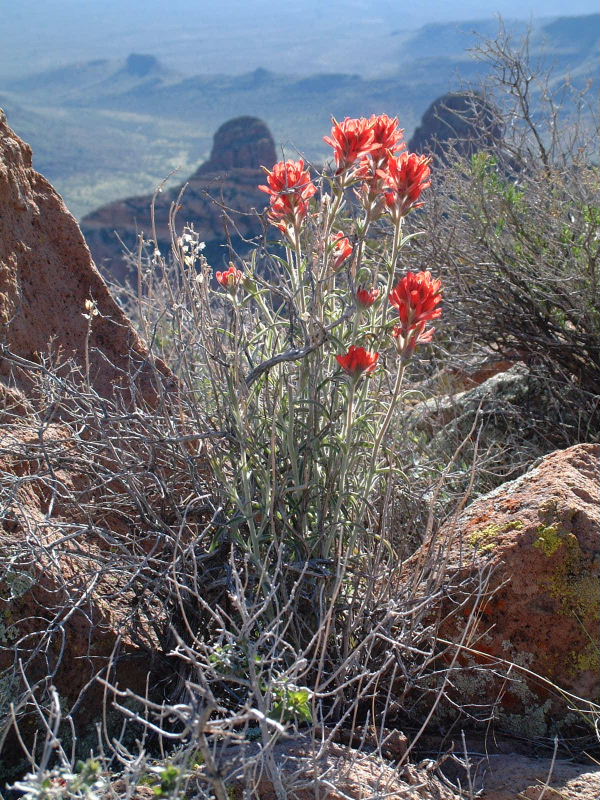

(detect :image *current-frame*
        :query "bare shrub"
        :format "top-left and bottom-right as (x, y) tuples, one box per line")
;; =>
(410, 25), (600, 451)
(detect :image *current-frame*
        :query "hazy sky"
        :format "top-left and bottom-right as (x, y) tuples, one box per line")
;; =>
(1, 0), (598, 77)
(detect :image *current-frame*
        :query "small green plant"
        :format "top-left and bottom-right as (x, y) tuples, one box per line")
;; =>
(11, 759), (104, 800)
(151, 764), (182, 797)
(271, 683), (313, 724)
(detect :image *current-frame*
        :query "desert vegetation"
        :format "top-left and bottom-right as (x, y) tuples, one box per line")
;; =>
(0, 29), (599, 799)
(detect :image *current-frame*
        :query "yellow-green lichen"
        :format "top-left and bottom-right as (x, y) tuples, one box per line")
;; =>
(545, 535), (600, 621)
(534, 524), (600, 681)
(533, 524), (568, 557)
(573, 644), (600, 674)
(501, 699), (553, 740)
(468, 519), (525, 553)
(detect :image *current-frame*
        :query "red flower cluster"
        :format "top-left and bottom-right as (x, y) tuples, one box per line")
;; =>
(324, 114), (405, 176)
(369, 113), (406, 162)
(324, 117), (379, 173)
(380, 153), (432, 221)
(356, 286), (380, 308)
(336, 345), (379, 377)
(216, 264), (244, 293)
(259, 159), (317, 232)
(324, 115), (429, 219)
(330, 232), (353, 271)
(389, 271), (442, 355)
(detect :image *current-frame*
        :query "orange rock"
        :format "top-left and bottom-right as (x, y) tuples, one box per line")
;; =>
(0, 114), (209, 765)
(415, 443), (600, 736)
(0, 110), (173, 403)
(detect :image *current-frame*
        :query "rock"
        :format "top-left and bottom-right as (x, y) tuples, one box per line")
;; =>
(0, 110), (172, 403)
(445, 358), (518, 394)
(123, 53), (161, 77)
(409, 91), (502, 159)
(0, 115), (207, 773)
(194, 116), (276, 175)
(415, 443), (600, 736)
(441, 750), (600, 799)
(408, 363), (536, 434)
(213, 735), (461, 800)
(81, 116), (277, 284)
(407, 363), (562, 481)
(476, 754), (600, 800)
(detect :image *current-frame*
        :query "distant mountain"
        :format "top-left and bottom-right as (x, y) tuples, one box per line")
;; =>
(7, 53), (180, 104)
(81, 117), (277, 283)
(0, 14), (596, 218)
(1, 1), (597, 77)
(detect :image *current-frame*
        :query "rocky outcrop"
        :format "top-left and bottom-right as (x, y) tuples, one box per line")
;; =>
(415, 443), (600, 736)
(441, 750), (600, 799)
(81, 116), (277, 284)
(0, 114), (207, 771)
(0, 110), (172, 403)
(408, 91), (502, 158)
(194, 116), (276, 176)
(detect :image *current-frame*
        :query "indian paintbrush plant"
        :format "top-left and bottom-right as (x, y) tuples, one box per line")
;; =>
(190, 114), (441, 619)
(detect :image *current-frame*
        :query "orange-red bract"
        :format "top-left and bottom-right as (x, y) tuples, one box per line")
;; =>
(356, 287), (380, 308)
(389, 270), (442, 354)
(324, 117), (379, 173)
(330, 232), (353, 270)
(259, 159), (317, 229)
(392, 321), (436, 355)
(378, 152), (432, 219)
(368, 113), (406, 162)
(216, 265), (244, 292)
(336, 345), (379, 377)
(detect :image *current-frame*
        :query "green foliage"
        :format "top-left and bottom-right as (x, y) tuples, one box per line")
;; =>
(271, 683), (313, 724)
(152, 764), (182, 797)
(11, 759), (104, 800)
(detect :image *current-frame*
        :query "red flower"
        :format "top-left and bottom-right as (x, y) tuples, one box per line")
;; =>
(368, 113), (406, 162)
(393, 322), (436, 355)
(354, 156), (389, 217)
(378, 152), (431, 219)
(356, 286), (380, 308)
(216, 264), (244, 293)
(324, 117), (378, 173)
(330, 232), (353, 271)
(336, 345), (379, 377)
(389, 271), (442, 354)
(259, 160), (317, 230)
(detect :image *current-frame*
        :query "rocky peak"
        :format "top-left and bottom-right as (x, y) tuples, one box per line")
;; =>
(194, 116), (276, 176)
(82, 116), (277, 284)
(409, 91), (502, 158)
(124, 53), (161, 77)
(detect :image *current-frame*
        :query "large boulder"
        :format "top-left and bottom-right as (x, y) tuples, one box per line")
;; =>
(441, 750), (600, 799)
(81, 116), (277, 284)
(0, 114), (209, 776)
(212, 735), (460, 800)
(416, 443), (600, 737)
(0, 110), (172, 403)
(476, 755), (600, 800)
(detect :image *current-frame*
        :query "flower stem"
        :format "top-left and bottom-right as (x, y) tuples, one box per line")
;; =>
(323, 377), (356, 560)
(378, 217), (403, 335)
(355, 359), (407, 533)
